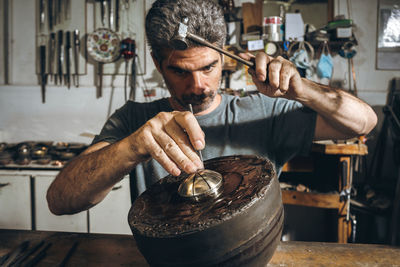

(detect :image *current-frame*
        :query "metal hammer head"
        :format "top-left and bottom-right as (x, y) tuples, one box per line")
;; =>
(170, 18), (190, 50)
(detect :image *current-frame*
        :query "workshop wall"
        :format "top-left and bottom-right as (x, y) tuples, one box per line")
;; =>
(332, 0), (398, 105)
(0, 0), (398, 143)
(0, 0), (168, 143)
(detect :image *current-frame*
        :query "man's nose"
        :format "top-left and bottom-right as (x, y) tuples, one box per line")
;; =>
(189, 72), (206, 93)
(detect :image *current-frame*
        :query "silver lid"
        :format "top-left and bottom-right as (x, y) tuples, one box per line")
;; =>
(177, 169), (223, 202)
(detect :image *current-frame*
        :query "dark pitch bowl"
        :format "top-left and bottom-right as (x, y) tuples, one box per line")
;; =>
(128, 155), (283, 267)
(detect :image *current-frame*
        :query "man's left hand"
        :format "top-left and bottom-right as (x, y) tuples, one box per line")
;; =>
(240, 52), (303, 100)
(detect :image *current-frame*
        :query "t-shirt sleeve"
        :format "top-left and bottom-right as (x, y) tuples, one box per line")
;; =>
(270, 98), (317, 168)
(91, 103), (133, 145)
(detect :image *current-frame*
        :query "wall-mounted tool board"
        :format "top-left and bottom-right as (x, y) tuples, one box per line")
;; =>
(87, 0), (146, 76)
(35, 0), (87, 76)
(33, 0), (147, 79)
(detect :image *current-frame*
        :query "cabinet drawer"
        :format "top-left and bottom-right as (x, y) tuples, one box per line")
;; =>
(89, 177), (132, 235)
(34, 175), (88, 232)
(0, 175), (32, 230)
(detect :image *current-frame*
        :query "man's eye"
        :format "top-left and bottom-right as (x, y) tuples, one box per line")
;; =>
(203, 65), (214, 72)
(173, 69), (187, 75)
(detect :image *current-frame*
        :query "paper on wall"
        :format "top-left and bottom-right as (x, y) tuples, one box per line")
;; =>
(237, 0), (256, 5)
(285, 13), (304, 41)
(247, 39), (264, 51)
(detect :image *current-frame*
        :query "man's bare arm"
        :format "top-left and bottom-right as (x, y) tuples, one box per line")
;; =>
(47, 111), (205, 215)
(46, 139), (142, 215)
(299, 79), (377, 140)
(244, 53), (377, 140)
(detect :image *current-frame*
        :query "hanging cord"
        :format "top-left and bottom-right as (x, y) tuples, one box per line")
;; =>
(350, 57), (358, 96)
(124, 61), (128, 102)
(322, 40), (331, 56)
(346, 0), (357, 96)
(288, 40), (315, 60)
(346, 0), (353, 20)
(128, 55), (137, 101)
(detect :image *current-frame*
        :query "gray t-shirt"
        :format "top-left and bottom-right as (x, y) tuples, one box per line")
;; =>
(92, 93), (317, 202)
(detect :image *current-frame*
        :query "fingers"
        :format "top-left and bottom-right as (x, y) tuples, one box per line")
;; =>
(133, 111), (205, 176)
(250, 54), (300, 98)
(238, 52), (254, 61)
(239, 52), (270, 82)
(153, 126), (201, 175)
(268, 58), (282, 90)
(269, 57), (299, 95)
(141, 130), (182, 176)
(173, 111), (205, 150)
(164, 114), (204, 169)
(255, 53), (270, 82)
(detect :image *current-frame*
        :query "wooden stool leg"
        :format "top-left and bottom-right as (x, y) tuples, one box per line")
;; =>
(338, 156), (351, 243)
(338, 201), (351, 243)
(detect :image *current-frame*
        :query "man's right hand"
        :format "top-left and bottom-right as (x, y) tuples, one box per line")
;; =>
(128, 111), (205, 176)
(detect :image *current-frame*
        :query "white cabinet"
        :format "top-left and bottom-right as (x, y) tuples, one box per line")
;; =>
(89, 177), (132, 235)
(34, 173), (88, 233)
(0, 172), (32, 230)
(0, 170), (133, 235)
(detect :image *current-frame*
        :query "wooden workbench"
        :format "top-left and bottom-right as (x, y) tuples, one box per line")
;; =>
(0, 230), (399, 266)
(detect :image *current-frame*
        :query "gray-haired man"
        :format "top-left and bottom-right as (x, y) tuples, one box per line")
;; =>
(47, 0), (377, 215)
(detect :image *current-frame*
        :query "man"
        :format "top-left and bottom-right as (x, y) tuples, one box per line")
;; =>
(47, 0), (377, 215)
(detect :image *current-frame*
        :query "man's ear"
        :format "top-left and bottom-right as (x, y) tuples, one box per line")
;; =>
(151, 52), (162, 73)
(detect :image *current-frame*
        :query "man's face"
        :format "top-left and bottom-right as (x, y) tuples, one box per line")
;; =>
(154, 47), (222, 114)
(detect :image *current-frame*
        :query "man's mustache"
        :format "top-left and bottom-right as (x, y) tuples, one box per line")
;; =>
(182, 91), (215, 104)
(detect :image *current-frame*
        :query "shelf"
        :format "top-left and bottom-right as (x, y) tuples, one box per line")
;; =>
(282, 190), (344, 209)
(312, 143), (368, 155)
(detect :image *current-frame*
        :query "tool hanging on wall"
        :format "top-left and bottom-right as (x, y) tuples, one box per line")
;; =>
(72, 29), (80, 87)
(95, 0), (110, 28)
(65, 31), (71, 89)
(48, 0), (54, 31)
(65, 0), (71, 20)
(56, 30), (64, 85)
(37, 0), (47, 103)
(115, 0), (120, 32)
(120, 1), (140, 101)
(36, 0), (84, 93)
(87, 28), (121, 98)
(56, 0), (62, 25)
(120, 38), (136, 102)
(38, 36), (47, 103)
(48, 32), (56, 82)
(130, 48), (137, 101)
(45, 0), (71, 32)
(39, 0), (46, 32)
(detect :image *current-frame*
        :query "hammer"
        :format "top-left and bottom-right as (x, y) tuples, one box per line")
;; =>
(170, 18), (255, 68)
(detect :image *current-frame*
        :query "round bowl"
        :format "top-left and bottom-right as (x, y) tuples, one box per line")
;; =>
(128, 155), (283, 267)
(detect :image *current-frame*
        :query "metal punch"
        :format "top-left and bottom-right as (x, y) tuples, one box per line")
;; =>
(177, 104), (223, 202)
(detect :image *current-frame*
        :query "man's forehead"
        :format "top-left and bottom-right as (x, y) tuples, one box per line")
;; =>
(162, 47), (221, 67)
